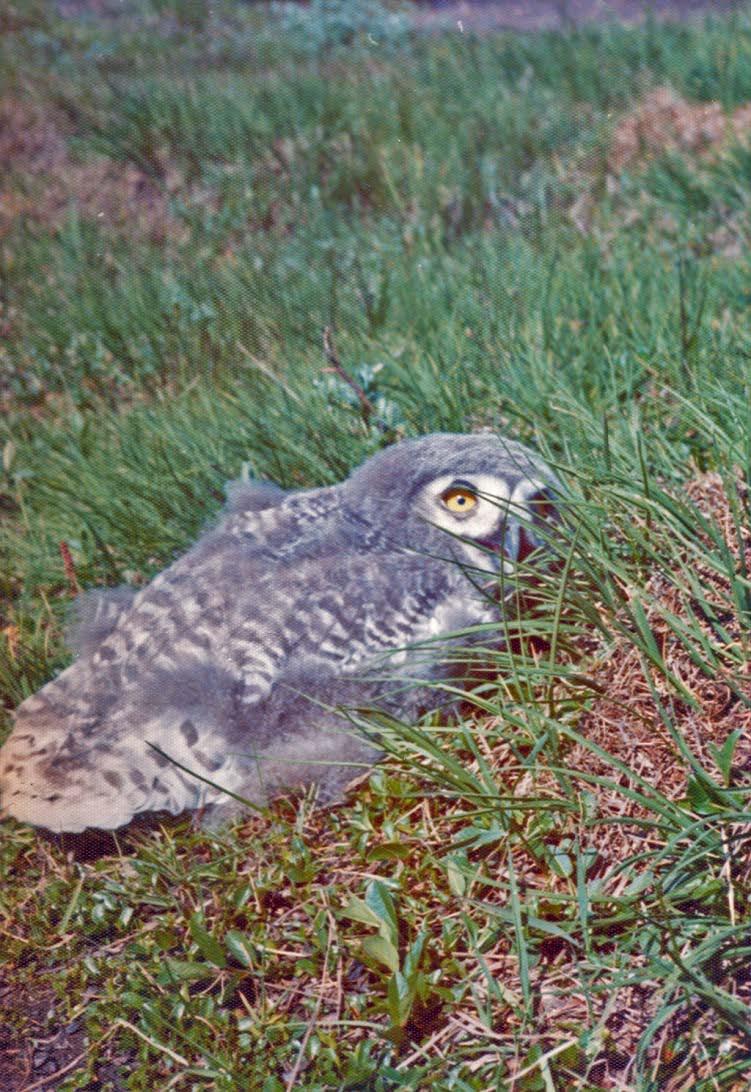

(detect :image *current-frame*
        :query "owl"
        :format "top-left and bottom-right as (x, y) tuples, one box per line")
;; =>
(0, 432), (558, 833)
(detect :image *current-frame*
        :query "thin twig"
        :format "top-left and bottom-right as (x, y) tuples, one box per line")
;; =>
(111, 1019), (190, 1068)
(284, 903), (335, 1091)
(508, 1037), (581, 1087)
(721, 824), (737, 927)
(322, 326), (377, 425)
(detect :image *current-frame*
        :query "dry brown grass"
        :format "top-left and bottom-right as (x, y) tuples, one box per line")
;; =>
(578, 472), (751, 818)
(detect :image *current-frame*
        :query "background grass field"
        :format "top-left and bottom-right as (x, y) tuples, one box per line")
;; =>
(2, 1), (751, 1088)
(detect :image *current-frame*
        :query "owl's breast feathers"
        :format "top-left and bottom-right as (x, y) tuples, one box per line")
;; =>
(0, 487), (489, 831)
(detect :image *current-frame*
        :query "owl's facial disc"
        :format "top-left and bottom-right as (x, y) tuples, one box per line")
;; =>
(420, 473), (554, 563)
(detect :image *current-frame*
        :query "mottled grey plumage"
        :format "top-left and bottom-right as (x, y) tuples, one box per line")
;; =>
(0, 433), (558, 832)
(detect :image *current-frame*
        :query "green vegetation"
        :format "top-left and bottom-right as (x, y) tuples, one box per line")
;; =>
(2, 1), (751, 1087)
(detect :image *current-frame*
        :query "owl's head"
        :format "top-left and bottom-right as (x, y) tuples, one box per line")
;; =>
(342, 432), (559, 565)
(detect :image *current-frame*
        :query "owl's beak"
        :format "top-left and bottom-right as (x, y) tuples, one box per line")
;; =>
(471, 522), (537, 563)
(499, 486), (558, 563)
(460, 487), (557, 569)
(502, 520), (544, 562)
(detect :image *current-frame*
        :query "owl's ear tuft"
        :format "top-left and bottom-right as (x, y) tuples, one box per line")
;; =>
(223, 479), (287, 515)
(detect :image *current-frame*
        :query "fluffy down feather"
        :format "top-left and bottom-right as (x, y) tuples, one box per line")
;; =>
(0, 432), (559, 832)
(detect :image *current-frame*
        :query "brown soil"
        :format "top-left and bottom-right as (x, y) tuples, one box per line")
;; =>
(0, 979), (87, 1092)
(560, 85), (751, 243)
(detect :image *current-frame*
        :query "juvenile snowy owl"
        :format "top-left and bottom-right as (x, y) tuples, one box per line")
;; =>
(0, 433), (558, 833)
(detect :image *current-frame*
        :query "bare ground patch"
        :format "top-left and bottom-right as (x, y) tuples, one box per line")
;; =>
(411, 0), (745, 34)
(563, 85), (751, 249)
(0, 977), (88, 1092)
(0, 98), (186, 245)
(609, 85), (751, 172)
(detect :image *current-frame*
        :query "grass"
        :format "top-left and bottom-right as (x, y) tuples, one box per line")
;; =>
(2, 0), (751, 1087)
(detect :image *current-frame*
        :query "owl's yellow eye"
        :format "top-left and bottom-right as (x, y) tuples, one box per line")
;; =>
(441, 487), (478, 514)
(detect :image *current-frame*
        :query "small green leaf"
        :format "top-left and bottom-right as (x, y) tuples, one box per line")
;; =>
(685, 776), (721, 815)
(362, 935), (400, 974)
(189, 913), (226, 968)
(342, 895), (384, 931)
(548, 849), (573, 878)
(402, 930), (426, 981)
(444, 855), (467, 896)
(225, 930), (256, 968)
(386, 970), (412, 1027)
(708, 728), (743, 785)
(365, 880), (399, 946)
(159, 958), (215, 984)
(233, 884), (253, 909)
(452, 824), (505, 850)
(368, 841), (412, 862)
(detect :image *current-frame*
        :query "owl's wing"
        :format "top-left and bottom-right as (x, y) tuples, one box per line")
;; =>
(0, 539), (484, 833)
(59, 481), (286, 664)
(228, 548), (493, 713)
(0, 577), (264, 833)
